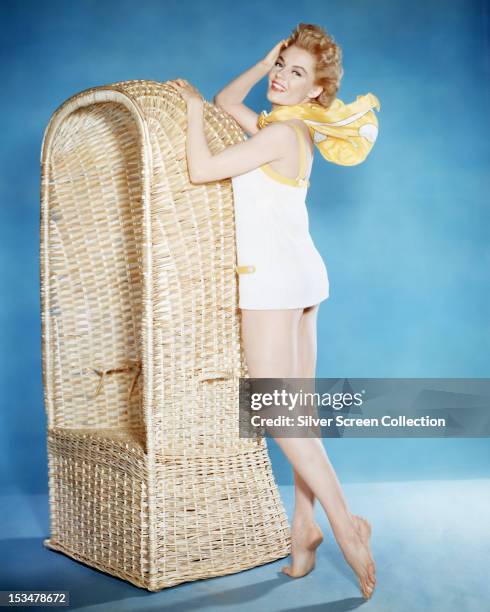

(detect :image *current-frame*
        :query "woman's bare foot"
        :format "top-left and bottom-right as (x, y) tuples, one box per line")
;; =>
(351, 514), (372, 546)
(351, 514), (375, 598)
(281, 518), (324, 578)
(337, 523), (376, 599)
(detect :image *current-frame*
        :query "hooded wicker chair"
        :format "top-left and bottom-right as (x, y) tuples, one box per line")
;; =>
(39, 79), (290, 590)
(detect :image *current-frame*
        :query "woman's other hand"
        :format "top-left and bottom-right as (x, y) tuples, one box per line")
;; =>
(167, 79), (204, 104)
(261, 39), (289, 70)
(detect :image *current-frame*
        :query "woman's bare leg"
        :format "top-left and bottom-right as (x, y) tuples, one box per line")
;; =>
(285, 304), (373, 577)
(283, 304), (324, 577)
(274, 435), (376, 598)
(240, 307), (376, 599)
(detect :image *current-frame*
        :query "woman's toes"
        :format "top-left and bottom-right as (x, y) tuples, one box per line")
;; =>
(362, 576), (374, 596)
(368, 561), (376, 581)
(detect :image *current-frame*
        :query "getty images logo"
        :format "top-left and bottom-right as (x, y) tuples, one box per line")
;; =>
(249, 388), (365, 411)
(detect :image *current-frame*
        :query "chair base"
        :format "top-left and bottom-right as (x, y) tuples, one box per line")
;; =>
(44, 428), (291, 591)
(43, 536), (290, 591)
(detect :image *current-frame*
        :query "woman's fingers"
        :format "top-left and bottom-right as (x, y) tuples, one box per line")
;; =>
(167, 80), (189, 92)
(167, 80), (203, 104)
(167, 79), (184, 88)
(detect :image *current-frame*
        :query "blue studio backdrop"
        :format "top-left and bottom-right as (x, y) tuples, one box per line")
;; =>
(0, 0), (488, 497)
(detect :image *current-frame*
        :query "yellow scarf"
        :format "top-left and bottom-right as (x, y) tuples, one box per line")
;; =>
(257, 93), (380, 166)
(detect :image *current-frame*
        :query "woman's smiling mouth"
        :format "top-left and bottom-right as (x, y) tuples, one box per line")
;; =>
(271, 80), (287, 92)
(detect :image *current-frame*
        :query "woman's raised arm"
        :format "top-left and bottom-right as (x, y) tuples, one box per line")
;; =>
(213, 40), (286, 104)
(213, 40), (288, 135)
(213, 61), (269, 107)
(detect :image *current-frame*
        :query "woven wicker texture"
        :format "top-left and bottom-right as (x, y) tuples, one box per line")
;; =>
(40, 79), (291, 590)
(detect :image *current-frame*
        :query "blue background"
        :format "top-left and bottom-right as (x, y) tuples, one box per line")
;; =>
(1, 0), (489, 495)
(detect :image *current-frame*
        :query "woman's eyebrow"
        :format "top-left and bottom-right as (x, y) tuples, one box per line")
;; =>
(277, 55), (308, 74)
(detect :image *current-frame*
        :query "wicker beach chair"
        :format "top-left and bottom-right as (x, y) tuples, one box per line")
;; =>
(39, 79), (291, 590)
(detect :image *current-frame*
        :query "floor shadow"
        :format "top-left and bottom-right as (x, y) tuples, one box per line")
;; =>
(0, 537), (366, 611)
(0, 537), (156, 609)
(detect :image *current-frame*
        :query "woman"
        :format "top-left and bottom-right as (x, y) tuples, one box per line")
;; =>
(168, 23), (379, 600)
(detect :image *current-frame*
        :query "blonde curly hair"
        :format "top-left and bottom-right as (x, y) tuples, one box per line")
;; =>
(284, 22), (344, 108)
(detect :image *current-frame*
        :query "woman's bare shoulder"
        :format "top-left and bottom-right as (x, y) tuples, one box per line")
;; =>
(281, 119), (315, 155)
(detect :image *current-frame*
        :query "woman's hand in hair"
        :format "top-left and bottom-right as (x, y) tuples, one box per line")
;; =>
(261, 39), (289, 70)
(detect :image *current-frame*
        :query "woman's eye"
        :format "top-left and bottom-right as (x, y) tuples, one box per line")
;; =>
(274, 61), (301, 77)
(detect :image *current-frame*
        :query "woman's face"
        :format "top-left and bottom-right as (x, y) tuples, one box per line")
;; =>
(267, 44), (323, 107)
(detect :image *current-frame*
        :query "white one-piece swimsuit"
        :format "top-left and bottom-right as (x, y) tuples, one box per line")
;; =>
(231, 122), (329, 310)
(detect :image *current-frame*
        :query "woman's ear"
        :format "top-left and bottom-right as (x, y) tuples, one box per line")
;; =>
(309, 85), (323, 99)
